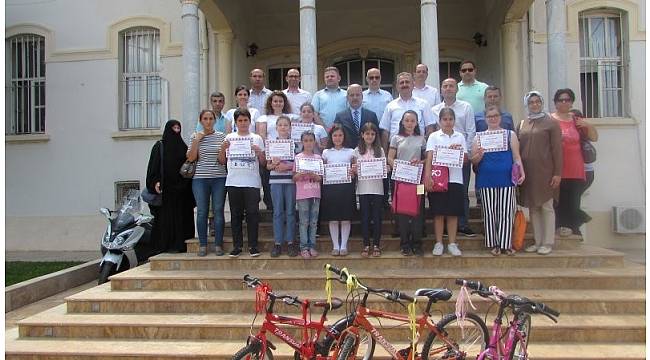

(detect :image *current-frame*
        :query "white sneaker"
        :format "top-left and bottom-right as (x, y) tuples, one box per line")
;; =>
(524, 245), (538, 253)
(537, 246), (552, 255)
(447, 243), (462, 257)
(432, 242), (444, 256)
(558, 227), (573, 237)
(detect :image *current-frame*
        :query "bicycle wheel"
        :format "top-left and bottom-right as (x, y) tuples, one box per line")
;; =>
(421, 312), (489, 360)
(334, 329), (375, 360)
(508, 314), (531, 360)
(232, 341), (274, 360)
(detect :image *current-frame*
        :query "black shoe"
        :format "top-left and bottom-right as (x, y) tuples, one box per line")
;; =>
(271, 244), (281, 258)
(412, 248), (424, 257)
(400, 248), (412, 256)
(458, 226), (476, 237)
(249, 247), (261, 257)
(229, 248), (242, 257)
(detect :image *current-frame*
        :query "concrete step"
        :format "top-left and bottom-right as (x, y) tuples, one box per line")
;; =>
(147, 247), (625, 271)
(185, 233), (582, 253)
(109, 263), (645, 291)
(6, 328), (646, 360)
(253, 206), (485, 222)
(65, 284), (646, 315)
(18, 304), (646, 343)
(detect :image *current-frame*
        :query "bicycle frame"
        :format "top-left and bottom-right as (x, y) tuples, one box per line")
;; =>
(478, 313), (528, 360)
(251, 298), (339, 360)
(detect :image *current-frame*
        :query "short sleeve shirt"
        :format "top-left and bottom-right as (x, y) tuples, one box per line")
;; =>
(412, 85), (442, 108)
(362, 88), (393, 120)
(312, 88), (348, 128)
(226, 108), (260, 133)
(426, 130), (467, 184)
(353, 147), (385, 195)
(390, 134), (426, 162)
(224, 132), (265, 188)
(431, 100), (476, 152)
(457, 80), (489, 113)
(247, 87), (272, 115)
(379, 96), (436, 141)
(283, 88), (312, 115)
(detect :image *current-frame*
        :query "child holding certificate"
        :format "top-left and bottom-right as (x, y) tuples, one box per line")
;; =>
(295, 103), (328, 154)
(353, 123), (386, 257)
(387, 110), (426, 257)
(321, 124), (356, 256)
(218, 108), (266, 258)
(424, 107), (468, 257)
(267, 116), (298, 257)
(293, 131), (322, 259)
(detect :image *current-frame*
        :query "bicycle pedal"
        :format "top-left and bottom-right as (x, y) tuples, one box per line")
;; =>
(398, 347), (415, 358)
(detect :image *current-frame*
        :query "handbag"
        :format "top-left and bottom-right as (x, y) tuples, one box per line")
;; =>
(179, 160), (196, 179)
(512, 207), (527, 251)
(573, 115), (597, 164)
(392, 181), (421, 217)
(431, 165), (449, 192)
(142, 141), (163, 206)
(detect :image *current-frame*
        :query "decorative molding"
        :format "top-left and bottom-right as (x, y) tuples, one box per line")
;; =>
(6, 23), (54, 61)
(111, 129), (162, 140)
(566, 0), (645, 42)
(5, 134), (50, 143)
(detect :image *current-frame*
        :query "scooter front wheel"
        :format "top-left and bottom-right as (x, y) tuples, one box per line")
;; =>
(98, 262), (115, 285)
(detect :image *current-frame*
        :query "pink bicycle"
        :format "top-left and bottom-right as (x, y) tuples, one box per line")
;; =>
(455, 279), (560, 360)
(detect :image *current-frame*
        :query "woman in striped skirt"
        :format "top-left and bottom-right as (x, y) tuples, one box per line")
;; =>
(471, 106), (525, 256)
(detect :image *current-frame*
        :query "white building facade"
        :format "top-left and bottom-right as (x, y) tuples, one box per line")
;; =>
(5, 0), (645, 251)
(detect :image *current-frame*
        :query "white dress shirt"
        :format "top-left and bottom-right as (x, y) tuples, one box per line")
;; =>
(412, 84), (442, 108)
(379, 95), (436, 140)
(283, 88), (312, 115)
(431, 99), (475, 152)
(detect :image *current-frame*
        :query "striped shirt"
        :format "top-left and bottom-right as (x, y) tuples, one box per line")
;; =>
(189, 132), (227, 178)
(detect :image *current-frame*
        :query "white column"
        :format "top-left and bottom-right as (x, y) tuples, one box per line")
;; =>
(216, 31), (233, 105)
(546, 0), (567, 101)
(502, 20), (525, 121)
(420, 0), (440, 87)
(299, 0), (318, 94)
(181, 0), (201, 140)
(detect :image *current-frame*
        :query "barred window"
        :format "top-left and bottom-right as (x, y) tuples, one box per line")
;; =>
(120, 27), (167, 129)
(334, 58), (395, 95)
(6, 34), (46, 135)
(579, 10), (626, 118)
(268, 66), (299, 91)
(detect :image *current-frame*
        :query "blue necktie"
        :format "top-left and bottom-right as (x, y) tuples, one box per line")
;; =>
(353, 110), (360, 132)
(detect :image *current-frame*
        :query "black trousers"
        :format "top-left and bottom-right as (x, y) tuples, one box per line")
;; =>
(397, 212), (423, 251)
(227, 186), (260, 250)
(260, 167), (273, 209)
(555, 179), (586, 231)
(359, 194), (383, 247)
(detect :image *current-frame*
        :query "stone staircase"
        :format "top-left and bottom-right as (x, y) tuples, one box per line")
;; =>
(6, 208), (646, 359)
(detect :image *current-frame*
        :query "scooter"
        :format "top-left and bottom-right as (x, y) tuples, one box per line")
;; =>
(98, 190), (154, 284)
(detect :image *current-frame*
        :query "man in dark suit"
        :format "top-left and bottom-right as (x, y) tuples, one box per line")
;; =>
(333, 84), (379, 149)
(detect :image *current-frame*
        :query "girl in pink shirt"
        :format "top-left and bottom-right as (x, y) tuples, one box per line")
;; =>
(293, 131), (322, 258)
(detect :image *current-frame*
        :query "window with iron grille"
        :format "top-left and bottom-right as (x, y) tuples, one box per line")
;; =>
(268, 66), (300, 91)
(334, 58), (395, 95)
(579, 10), (626, 118)
(120, 27), (167, 129)
(6, 34), (46, 135)
(114, 181), (141, 210)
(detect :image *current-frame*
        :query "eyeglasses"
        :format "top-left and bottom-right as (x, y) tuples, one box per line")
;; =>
(287, 75), (300, 78)
(460, 68), (475, 73)
(556, 98), (573, 103)
(367, 76), (380, 80)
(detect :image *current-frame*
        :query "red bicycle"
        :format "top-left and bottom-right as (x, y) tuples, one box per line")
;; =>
(232, 274), (351, 360)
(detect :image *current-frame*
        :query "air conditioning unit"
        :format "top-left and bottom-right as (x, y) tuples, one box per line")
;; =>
(612, 206), (645, 234)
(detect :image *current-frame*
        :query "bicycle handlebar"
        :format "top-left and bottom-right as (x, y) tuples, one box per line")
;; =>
(325, 264), (415, 303)
(242, 275), (304, 307)
(455, 278), (487, 292)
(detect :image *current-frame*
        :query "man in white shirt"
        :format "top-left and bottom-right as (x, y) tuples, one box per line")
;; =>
(431, 78), (476, 236)
(248, 68), (272, 114)
(282, 68), (312, 115)
(380, 72), (436, 152)
(362, 68), (393, 120)
(413, 64), (442, 108)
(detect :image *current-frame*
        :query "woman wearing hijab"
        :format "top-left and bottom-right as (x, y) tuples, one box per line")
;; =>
(146, 120), (196, 253)
(517, 91), (563, 255)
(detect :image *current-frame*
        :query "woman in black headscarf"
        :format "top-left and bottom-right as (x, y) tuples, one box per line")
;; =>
(146, 120), (195, 253)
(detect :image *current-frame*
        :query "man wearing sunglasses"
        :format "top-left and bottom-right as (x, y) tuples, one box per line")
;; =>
(457, 60), (489, 113)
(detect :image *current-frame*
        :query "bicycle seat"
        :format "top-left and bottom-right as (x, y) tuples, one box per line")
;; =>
(312, 297), (344, 310)
(414, 288), (452, 302)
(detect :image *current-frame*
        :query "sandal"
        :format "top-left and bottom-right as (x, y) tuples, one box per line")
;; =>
(490, 248), (501, 256)
(361, 246), (370, 258)
(372, 246), (381, 257)
(504, 249), (516, 256)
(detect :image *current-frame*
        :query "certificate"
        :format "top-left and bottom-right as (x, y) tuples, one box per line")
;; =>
(291, 122), (314, 143)
(296, 157), (324, 175)
(265, 139), (294, 160)
(358, 157), (387, 180)
(478, 130), (508, 152)
(227, 137), (254, 158)
(391, 160), (423, 184)
(323, 163), (351, 185)
(433, 146), (463, 168)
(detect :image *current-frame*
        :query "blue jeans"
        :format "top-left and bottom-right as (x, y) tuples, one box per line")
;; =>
(192, 177), (226, 247)
(460, 162), (471, 227)
(297, 198), (320, 250)
(270, 183), (296, 245)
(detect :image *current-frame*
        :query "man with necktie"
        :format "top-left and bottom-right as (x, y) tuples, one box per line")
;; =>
(333, 84), (379, 149)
